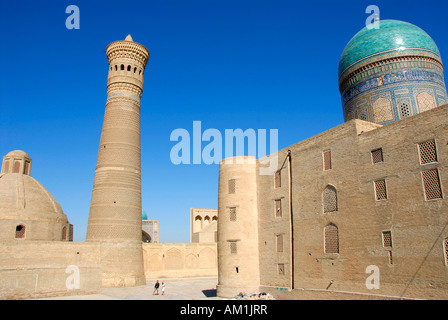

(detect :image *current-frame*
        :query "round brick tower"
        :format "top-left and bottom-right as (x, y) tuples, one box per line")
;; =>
(216, 156), (260, 298)
(86, 35), (150, 287)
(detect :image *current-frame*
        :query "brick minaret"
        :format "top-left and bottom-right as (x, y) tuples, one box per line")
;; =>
(86, 35), (149, 287)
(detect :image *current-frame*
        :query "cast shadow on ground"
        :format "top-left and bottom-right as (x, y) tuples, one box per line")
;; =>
(202, 289), (217, 298)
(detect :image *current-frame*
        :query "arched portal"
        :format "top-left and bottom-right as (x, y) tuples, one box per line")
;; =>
(142, 231), (151, 243)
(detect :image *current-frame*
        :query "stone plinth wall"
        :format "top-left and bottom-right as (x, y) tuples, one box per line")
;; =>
(0, 241), (102, 299)
(142, 243), (217, 279)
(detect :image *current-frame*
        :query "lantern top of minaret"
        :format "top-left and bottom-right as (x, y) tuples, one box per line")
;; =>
(106, 34), (150, 68)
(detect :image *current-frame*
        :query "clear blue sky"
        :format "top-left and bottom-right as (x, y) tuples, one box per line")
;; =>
(0, 0), (446, 242)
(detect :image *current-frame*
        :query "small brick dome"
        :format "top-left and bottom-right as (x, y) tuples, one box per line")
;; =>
(0, 151), (71, 241)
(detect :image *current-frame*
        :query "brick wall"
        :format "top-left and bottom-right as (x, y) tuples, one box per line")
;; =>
(0, 241), (101, 299)
(142, 243), (217, 279)
(254, 105), (448, 299)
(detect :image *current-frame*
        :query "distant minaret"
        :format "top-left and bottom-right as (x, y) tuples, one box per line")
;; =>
(86, 35), (150, 287)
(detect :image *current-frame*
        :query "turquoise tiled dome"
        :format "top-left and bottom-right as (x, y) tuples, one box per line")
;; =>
(338, 20), (441, 78)
(142, 210), (148, 220)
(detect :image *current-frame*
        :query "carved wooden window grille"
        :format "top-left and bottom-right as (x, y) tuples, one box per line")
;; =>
(275, 199), (282, 217)
(229, 207), (237, 221)
(400, 102), (411, 118)
(324, 224), (339, 254)
(228, 179), (236, 194)
(422, 169), (442, 200)
(382, 231), (392, 248)
(276, 234), (283, 253)
(323, 186), (338, 213)
(374, 179), (387, 200)
(15, 225), (25, 239)
(323, 150), (332, 171)
(418, 139), (437, 164)
(274, 171), (281, 188)
(371, 148), (383, 164)
(229, 241), (237, 254)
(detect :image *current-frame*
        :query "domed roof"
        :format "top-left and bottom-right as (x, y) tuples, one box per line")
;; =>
(5, 150), (30, 158)
(142, 210), (148, 220)
(338, 19), (441, 79)
(0, 172), (68, 222)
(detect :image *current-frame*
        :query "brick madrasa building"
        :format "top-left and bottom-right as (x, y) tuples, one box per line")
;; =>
(216, 19), (448, 299)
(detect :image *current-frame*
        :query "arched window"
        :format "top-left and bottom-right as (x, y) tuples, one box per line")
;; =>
(15, 225), (26, 239)
(142, 231), (151, 243)
(194, 215), (202, 232)
(121, 64), (125, 70)
(203, 216), (210, 227)
(323, 185), (338, 213)
(373, 96), (394, 123)
(416, 91), (436, 112)
(62, 226), (67, 240)
(127, 65), (131, 71)
(324, 224), (339, 254)
(115, 65), (118, 71)
(134, 67), (137, 73)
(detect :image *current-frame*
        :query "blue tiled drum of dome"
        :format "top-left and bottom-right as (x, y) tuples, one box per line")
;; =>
(338, 19), (447, 125)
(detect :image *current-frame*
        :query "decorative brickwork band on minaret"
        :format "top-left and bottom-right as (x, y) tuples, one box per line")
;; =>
(86, 35), (149, 287)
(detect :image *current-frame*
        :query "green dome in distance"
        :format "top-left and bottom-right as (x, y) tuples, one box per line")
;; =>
(142, 210), (148, 220)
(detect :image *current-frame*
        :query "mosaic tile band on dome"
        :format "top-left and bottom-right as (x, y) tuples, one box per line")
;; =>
(338, 19), (442, 79)
(338, 19), (448, 126)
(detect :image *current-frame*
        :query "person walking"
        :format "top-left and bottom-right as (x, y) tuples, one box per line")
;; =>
(153, 280), (160, 295)
(161, 282), (166, 295)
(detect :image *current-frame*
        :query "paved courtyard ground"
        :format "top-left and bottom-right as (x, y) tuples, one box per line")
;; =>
(35, 277), (223, 300)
